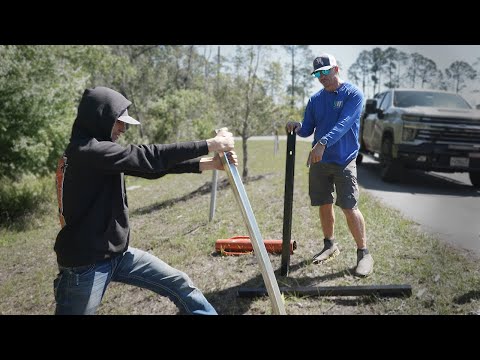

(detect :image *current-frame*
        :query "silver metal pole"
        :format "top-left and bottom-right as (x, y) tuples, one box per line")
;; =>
(209, 170), (218, 222)
(219, 152), (286, 315)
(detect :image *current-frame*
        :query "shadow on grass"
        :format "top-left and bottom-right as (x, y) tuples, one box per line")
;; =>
(131, 175), (268, 216)
(205, 257), (381, 315)
(453, 290), (480, 305)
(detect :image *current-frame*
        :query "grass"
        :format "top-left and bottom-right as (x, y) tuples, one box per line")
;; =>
(0, 139), (479, 315)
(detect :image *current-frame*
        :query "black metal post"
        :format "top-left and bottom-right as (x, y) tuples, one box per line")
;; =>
(238, 284), (413, 298)
(281, 131), (296, 276)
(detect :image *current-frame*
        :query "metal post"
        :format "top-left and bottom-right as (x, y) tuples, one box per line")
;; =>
(209, 170), (218, 222)
(281, 131), (296, 276)
(238, 284), (413, 298)
(220, 152), (286, 315)
(273, 130), (279, 156)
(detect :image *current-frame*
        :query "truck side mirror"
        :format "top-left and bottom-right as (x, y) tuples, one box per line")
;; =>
(365, 99), (377, 114)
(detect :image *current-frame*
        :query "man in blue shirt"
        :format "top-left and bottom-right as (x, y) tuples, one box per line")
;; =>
(286, 53), (373, 277)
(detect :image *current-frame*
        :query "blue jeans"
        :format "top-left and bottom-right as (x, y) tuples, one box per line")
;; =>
(53, 247), (217, 315)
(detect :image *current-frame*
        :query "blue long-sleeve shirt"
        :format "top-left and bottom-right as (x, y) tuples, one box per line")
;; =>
(297, 82), (364, 166)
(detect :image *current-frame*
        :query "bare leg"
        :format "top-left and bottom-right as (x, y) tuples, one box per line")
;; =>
(319, 204), (335, 240)
(312, 203), (340, 264)
(342, 208), (367, 249)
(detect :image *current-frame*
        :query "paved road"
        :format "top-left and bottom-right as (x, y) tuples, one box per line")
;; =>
(358, 157), (480, 258)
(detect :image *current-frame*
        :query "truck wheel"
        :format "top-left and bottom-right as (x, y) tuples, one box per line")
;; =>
(380, 137), (402, 182)
(356, 153), (363, 165)
(469, 171), (480, 188)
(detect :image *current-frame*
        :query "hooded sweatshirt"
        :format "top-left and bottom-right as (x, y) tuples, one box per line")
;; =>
(55, 87), (209, 267)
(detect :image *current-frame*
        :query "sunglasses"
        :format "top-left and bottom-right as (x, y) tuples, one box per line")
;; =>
(312, 68), (333, 78)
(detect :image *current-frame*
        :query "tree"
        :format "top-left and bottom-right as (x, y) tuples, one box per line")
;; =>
(432, 70), (449, 91)
(147, 89), (219, 144)
(445, 61), (477, 93)
(348, 50), (372, 96)
(382, 47), (399, 89)
(221, 45), (274, 179)
(416, 57), (438, 89)
(406, 52), (424, 88)
(395, 50), (410, 88)
(264, 61), (284, 102)
(282, 46), (313, 109)
(0, 45), (89, 180)
(370, 47), (387, 94)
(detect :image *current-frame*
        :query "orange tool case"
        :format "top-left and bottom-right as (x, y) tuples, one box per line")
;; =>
(215, 236), (296, 256)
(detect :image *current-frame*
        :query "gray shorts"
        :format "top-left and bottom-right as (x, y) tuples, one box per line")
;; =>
(308, 158), (359, 209)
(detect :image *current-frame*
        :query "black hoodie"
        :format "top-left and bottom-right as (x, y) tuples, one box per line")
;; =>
(54, 87), (209, 267)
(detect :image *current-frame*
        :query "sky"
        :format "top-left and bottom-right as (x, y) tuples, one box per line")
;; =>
(215, 45), (480, 105)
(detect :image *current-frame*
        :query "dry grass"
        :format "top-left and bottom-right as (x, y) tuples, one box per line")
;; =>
(1, 139), (479, 315)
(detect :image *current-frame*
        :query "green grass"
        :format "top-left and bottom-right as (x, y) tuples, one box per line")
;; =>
(0, 139), (479, 315)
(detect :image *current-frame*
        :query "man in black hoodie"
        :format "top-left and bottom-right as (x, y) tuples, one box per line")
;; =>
(54, 86), (237, 315)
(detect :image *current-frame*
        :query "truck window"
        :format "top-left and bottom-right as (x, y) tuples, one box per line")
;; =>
(393, 90), (472, 109)
(378, 91), (392, 111)
(374, 92), (386, 107)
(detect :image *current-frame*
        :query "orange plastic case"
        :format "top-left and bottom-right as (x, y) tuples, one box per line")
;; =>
(215, 236), (296, 256)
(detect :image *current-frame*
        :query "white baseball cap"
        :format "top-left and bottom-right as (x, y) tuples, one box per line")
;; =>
(118, 109), (140, 125)
(311, 53), (338, 74)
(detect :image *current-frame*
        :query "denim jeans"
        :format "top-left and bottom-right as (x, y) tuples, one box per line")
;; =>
(53, 246), (217, 315)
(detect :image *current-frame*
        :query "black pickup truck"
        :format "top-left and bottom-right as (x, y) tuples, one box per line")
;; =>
(358, 88), (480, 187)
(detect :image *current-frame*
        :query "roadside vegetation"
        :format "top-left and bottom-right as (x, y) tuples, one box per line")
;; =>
(2, 45), (478, 224)
(1, 140), (479, 315)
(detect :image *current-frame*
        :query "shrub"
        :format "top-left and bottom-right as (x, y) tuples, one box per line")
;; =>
(0, 174), (54, 228)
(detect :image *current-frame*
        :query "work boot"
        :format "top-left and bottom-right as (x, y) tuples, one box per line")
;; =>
(312, 238), (340, 264)
(355, 248), (374, 277)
